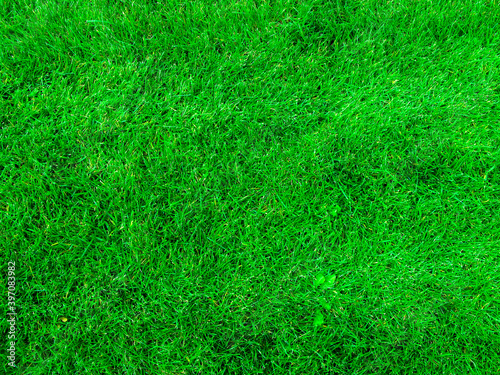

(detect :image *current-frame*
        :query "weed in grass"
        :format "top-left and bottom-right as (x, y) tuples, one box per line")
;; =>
(313, 273), (337, 328)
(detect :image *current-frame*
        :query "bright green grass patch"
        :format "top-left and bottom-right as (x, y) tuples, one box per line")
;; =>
(1, 0), (500, 373)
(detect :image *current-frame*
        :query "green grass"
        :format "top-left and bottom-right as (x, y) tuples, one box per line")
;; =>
(1, 0), (500, 373)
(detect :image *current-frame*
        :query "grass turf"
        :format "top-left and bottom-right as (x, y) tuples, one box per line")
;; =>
(1, 0), (500, 373)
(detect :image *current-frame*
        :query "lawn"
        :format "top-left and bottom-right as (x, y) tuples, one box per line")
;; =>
(1, 0), (500, 373)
